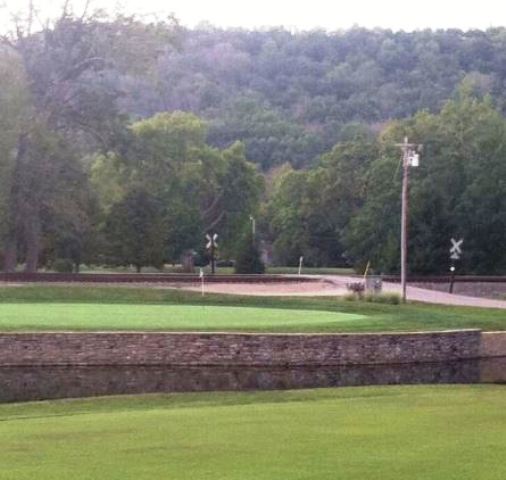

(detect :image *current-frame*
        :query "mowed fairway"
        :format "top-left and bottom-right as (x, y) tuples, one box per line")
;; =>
(0, 303), (366, 331)
(1, 386), (505, 480)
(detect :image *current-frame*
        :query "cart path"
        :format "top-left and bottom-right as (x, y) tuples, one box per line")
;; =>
(323, 275), (506, 309)
(386, 282), (506, 309)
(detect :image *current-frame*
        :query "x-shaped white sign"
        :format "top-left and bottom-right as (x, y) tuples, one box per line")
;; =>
(206, 233), (218, 249)
(450, 238), (463, 257)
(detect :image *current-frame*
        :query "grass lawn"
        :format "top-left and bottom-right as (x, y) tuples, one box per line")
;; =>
(0, 285), (504, 332)
(0, 303), (366, 331)
(0, 385), (505, 479)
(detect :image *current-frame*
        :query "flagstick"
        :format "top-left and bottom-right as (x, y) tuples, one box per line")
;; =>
(200, 268), (205, 297)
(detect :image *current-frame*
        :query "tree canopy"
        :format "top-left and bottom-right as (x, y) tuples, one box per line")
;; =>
(267, 90), (506, 273)
(1, 9), (505, 274)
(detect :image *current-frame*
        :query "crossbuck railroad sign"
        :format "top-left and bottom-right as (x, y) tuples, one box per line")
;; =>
(206, 233), (218, 250)
(449, 238), (464, 261)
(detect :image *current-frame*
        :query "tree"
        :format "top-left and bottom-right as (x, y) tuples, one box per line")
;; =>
(266, 170), (311, 265)
(92, 112), (263, 264)
(266, 137), (375, 267)
(234, 230), (265, 274)
(217, 142), (264, 256)
(104, 189), (167, 272)
(0, 3), (178, 271)
(0, 49), (30, 270)
(346, 88), (506, 274)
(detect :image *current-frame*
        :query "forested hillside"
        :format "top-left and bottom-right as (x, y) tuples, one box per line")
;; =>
(121, 26), (506, 168)
(1, 8), (505, 274)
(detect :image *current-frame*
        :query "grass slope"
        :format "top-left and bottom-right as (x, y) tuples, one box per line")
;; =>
(1, 386), (505, 479)
(0, 285), (504, 332)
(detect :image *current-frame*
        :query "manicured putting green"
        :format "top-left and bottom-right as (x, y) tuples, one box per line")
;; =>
(0, 303), (367, 331)
(1, 386), (505, 480)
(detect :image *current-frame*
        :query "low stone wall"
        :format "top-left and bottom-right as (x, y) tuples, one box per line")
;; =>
(480, 332), (506, 358)
(0, 330), (481, 367)
(0, 362), (484, 403)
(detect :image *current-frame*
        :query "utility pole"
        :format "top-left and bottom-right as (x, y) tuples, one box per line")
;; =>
(395, 137), (421, 303)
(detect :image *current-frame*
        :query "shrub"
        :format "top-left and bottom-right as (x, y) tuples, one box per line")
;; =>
(52, 258), (74, 273)
(364, 293), (401, 304)
(345, 291), (401, 304)
(234, 232), (265, 274)
(346, 281), (365, 298)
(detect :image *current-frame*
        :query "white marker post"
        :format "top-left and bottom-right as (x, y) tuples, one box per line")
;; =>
(199, 268), (205, 297)
(298, 256), (304, 276)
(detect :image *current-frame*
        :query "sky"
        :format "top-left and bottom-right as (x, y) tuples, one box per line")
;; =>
(1, 0), (506, 32)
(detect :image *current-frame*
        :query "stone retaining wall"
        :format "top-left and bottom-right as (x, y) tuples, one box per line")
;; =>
(0, 330), (482, 367)
(0, 362), (484, 403)
(480, 331), (506, 358)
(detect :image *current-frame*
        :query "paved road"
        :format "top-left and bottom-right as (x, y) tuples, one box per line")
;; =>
(387, 282), (506, 309)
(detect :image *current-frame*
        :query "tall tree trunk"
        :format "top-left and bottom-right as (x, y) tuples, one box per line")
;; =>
(3, 134), (29, 273)
(24, 214), (41, 273)
(3, 237), (17, 272)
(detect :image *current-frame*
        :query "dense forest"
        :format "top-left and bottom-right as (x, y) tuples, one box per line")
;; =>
(124, 26), (506, 169)
(0, 8), (505, 274)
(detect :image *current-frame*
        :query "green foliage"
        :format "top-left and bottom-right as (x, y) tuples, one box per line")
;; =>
(266, 138), (376, 267)
(3, 17), (506, 275)
(0, 6), (179, 272)
(208, 96), (323, 169)
(94, 112), (263, 264)
(121, 26), (506, 170)
(234, 231), (265, 274)
(128, 111), (208, 191)
(51, 258), (74, 273)
(219, 142), (264, 255)
(266, 170), (310, 265)
(89, 153), (129, 212)
(346, 90), (506, 274)
(364, 293), (401, 304)
(104, 189), (167, 271)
